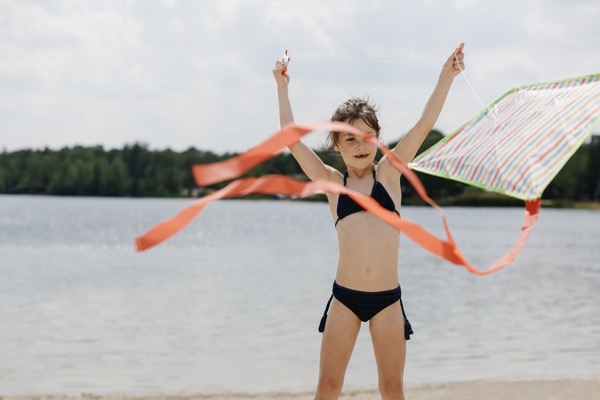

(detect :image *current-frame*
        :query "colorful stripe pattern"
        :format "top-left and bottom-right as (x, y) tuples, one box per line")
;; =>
(410, 74), (600, 200)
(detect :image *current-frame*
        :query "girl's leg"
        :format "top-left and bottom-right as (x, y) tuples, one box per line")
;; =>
(315, 299), (361, 400)
(369, 302), (407, 400)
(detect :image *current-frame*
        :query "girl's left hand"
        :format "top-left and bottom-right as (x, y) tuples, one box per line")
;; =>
(442, 43), (465, 78)
(272, 60), (290, 88)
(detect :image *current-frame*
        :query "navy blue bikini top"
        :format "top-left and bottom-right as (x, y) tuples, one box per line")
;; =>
(335, 166), (399, 226)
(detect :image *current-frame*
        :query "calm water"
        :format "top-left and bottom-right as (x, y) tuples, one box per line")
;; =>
(0, 195), (599, 395)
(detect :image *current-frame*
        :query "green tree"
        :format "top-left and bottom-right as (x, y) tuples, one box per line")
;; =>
(47, 160), (79, 195)
(545, 142), (589, 200)
(122, 143), (150, 197)
(586, 136), (600, 200)
(1, 132), (597, 202)
(105, 157), (132, 196)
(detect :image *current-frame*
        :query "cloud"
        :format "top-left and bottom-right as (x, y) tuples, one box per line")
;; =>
(0, 0), (598, 153)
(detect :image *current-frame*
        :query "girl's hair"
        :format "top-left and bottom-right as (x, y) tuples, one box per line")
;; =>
(327, 97), (381, 150)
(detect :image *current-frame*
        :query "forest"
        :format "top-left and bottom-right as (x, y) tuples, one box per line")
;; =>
(1, 130), (599, 204)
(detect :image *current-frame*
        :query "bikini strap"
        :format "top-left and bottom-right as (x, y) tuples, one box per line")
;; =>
(400, 297), (414, 340)
(344, 166), (376, 185)
(318, 293), (334, 333)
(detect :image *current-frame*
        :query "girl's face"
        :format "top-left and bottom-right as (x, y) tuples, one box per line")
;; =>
(334, 118), (379, 168)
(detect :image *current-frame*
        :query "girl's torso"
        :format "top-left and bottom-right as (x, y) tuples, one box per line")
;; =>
(326, 165), (402, 292)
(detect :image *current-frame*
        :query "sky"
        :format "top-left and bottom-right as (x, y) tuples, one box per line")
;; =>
(1, 0), (599, 154)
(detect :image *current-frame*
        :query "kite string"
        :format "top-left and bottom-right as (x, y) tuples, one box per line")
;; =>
(452, 52), (491, 114)
(292, 49), (510, 131)
(291, 50), (454, 70)
(451, 53), (512, 133)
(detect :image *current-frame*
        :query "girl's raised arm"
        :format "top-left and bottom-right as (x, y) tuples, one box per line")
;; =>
(272, 60), (339, 182)
(380, 43), (465, 176)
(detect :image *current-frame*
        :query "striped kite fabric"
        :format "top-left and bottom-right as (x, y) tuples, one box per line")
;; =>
(409, 74), (600, 200)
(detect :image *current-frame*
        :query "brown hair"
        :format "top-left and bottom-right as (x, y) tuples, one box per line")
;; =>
(327, 97), (381, 149)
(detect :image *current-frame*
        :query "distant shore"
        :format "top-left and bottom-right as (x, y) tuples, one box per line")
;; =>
(402, 192), (600, 209)
(2, 192), (600, 210)
(2, 379), (599, 400)
(539, 200), (600, 209)
(231, 191), (600, 209)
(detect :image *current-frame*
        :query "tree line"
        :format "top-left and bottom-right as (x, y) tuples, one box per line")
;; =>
(1, 131), (599, 202)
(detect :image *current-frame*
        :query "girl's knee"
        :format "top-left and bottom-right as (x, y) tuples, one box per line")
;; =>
(316, 375), (344, 399)
(379, 378), (405, 400)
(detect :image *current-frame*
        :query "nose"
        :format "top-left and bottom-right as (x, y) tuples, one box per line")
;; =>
(355, 135), (368, 146)
(357, 135), (375, 151)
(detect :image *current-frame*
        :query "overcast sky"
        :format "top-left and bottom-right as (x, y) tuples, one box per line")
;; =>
(1, 0), (599, 153)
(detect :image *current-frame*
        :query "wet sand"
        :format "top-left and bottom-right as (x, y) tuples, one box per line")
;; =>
(2, 379), (599, 400)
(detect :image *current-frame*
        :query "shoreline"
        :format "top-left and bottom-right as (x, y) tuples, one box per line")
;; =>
(2, 193), (600, 210)
(2, 379), (600, 400)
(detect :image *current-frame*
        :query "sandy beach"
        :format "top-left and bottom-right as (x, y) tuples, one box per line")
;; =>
(2, 379), (599, 400)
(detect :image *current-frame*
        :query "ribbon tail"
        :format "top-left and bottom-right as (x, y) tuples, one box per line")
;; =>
(136, 121), (542, 275)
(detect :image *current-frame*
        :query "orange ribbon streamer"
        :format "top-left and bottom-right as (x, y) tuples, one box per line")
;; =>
(136, 122), (541, 275)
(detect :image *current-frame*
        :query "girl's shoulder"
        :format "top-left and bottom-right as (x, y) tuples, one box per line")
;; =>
(375, 156), (402, 183)
(324, 165), (345, 185)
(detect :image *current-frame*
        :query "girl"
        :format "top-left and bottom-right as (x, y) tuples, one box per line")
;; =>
(272, 44), (465, 400)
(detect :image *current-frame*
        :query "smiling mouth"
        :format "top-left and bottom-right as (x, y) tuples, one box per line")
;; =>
(355, 153), (369, 159)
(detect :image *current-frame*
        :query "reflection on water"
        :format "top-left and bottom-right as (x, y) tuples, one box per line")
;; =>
(0, 196), (599, 394)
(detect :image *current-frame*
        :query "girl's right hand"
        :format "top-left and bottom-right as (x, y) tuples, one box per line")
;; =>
(272, 60), (290, 88)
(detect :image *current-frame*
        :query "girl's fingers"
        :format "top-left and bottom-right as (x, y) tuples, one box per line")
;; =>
(453, 48), (465, 70)
(453, 59), (465, 70)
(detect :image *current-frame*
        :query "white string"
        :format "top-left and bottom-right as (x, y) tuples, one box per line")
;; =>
(452, 52), (490, 113)
(291, 49), (511, 131)
(291, 50), (454, 70)
(452, 51), (508, 130)
(292, 50), (492, 106)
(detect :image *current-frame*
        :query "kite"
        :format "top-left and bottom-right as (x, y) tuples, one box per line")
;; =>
(135, 73), (600, 275)
(410, 74), (600, 201)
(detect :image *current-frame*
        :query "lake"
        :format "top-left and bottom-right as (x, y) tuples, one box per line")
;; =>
(0, 195), (599, 394)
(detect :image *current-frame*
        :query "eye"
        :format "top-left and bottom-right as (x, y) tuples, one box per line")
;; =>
(346, 136), (355, 142)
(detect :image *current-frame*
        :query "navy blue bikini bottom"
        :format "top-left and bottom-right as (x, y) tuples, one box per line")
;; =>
(318, 281), (413, 340)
